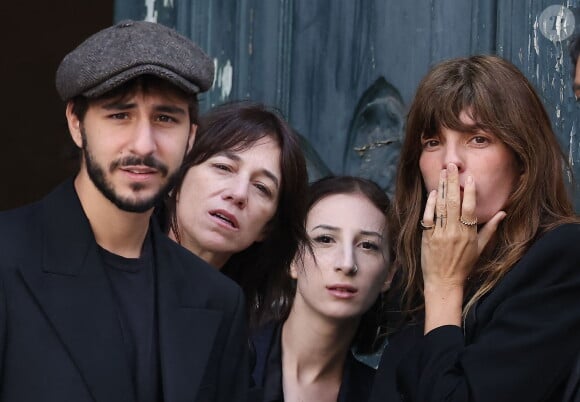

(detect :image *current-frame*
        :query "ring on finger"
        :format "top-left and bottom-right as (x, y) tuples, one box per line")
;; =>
(419, 220), (435, 230)
(459, 216), (478, 226)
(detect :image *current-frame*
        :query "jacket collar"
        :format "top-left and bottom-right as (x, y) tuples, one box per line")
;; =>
(20, 179), (224, 402)
(152, 225), (224, 401)
(21, 179), (135, 402)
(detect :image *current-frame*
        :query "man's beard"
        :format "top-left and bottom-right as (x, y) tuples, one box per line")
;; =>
(81, 127), (178, 213)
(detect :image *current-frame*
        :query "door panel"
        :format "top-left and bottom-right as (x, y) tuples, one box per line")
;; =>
(115, 0), (580, 207)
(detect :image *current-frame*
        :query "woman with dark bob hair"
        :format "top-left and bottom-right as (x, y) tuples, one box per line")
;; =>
(369, 55), (580, 402)
(252, 176), (394, 402)
(162, 100), (309, 327)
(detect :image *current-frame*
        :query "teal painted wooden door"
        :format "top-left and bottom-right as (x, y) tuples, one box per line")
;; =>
(116, 0), (580, 209)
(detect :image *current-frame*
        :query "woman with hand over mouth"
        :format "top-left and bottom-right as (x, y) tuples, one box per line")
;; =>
(369, 55), (580, 402)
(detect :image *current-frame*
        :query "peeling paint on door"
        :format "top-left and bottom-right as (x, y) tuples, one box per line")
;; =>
(217, 60), (233, 100)
(144, 0), (157, 22)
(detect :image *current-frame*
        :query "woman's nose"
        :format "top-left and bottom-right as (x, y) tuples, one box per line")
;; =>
(442, 143), (464, 171)
(334, 246), (357, 276)
(222, 181), (249, 208)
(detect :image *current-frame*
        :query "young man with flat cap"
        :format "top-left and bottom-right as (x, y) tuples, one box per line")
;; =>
(0, 20), (248, 402)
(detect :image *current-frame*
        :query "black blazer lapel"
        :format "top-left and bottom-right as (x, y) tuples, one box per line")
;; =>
(153, 225), (223, 402)
(19, 180), (134, 402)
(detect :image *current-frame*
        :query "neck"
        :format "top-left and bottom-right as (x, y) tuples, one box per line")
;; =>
(169, 227), (231, 269)
(74, 172), (151, 258)
(281, 300), (359, 383)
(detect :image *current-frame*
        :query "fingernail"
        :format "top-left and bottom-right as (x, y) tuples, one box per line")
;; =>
(467, 175), (473, 184)
(448, 163), (457, 172)
(440, 169), (447, 179)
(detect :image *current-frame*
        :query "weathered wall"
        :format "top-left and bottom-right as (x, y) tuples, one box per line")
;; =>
(116, 0), (580, 208)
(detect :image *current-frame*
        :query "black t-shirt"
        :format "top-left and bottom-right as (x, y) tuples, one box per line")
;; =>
(99, 234), (161, 402)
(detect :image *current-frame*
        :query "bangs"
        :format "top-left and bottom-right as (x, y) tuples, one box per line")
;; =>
(419, 83), (492, 139)
(228, 130), (277, 152)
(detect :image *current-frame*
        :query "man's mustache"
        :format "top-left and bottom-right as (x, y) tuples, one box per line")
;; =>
(110, 155), (169, 176)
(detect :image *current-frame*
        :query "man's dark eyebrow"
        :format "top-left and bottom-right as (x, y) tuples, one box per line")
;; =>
(154, 105), (187, 115)
(217, 150), (280, 189)
(101, 101), (136, 111)
(99, 102), (187, 116)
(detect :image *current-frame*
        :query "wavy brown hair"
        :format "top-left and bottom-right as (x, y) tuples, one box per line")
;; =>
(393, 55), (578, 319)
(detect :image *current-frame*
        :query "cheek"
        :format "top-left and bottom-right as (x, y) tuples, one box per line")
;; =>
(251, 203), (278, 232)
(473, 177), (515, 223)
(175, 194), (196, 228)
(477, 156), (518, 201)
(297, 249), (332, 281)
(419, 155), (438, 191)
(367, 264), (389, 289)
(159, 135), (190, 162)
(177, 180), (197, 207)
(357, 270), (389, 312)
(295, 263), (324, 295)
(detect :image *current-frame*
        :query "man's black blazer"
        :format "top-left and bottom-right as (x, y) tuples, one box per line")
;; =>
(0, 180), (249, 402)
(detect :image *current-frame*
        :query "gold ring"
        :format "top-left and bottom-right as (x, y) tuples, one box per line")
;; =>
(459, 216), (478, 226)
(420, 220), (435, 230)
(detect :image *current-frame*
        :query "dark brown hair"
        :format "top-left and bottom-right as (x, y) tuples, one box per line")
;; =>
(274, 175), (393, 353)
(393, 55), (578, 318)
(164, 100), (309, 327)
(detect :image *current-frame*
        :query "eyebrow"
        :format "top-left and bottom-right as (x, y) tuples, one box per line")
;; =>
(100, 101), (187, 116)
(218, 150), (280, 188)
(311, 224), (383, 238)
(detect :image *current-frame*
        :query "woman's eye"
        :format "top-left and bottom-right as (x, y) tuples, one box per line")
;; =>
(313, 235), (333, 244)
(213, 163), (232, 172)
(254, 183), (272, 197)
(360, 241), (379, 251)
(469, 135), (489, 146)
(422, 139), (439, 148)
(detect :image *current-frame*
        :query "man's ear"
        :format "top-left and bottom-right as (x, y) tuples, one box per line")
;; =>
(186, 124), (197, 153)
(65, 102), (83, 148)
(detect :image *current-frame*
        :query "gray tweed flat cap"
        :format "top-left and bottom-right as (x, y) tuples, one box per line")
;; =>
(55, 20), (214, 101)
